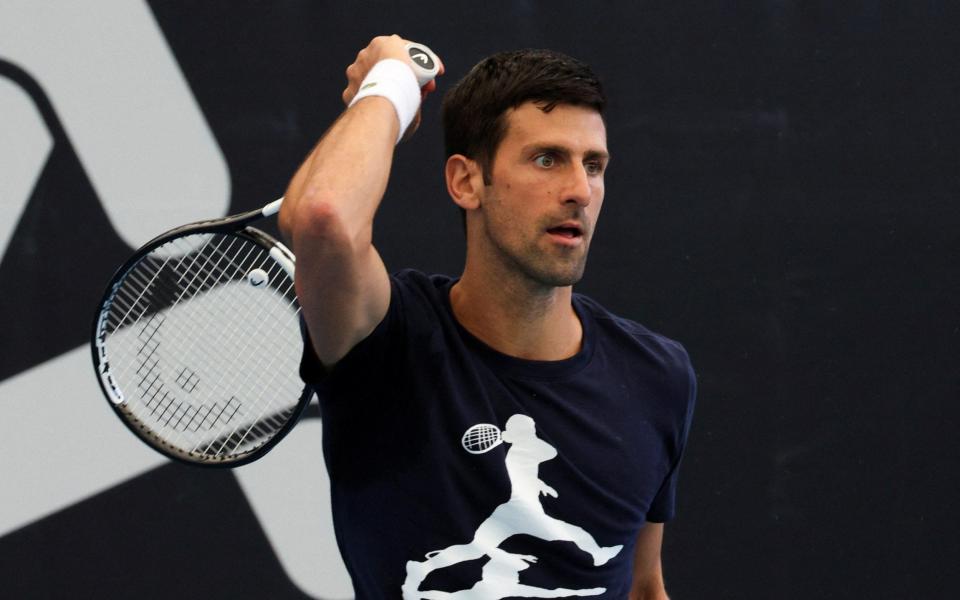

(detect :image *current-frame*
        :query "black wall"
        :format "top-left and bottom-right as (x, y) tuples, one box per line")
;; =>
(1, 1), (956, 598)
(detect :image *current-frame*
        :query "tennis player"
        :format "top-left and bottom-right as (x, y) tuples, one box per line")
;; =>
(279, 34), (695, 599)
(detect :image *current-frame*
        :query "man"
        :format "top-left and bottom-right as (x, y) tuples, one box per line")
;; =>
(279, 35), (695, 599)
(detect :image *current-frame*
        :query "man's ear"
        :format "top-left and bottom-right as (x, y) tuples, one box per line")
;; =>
(445, 154), (483, 210)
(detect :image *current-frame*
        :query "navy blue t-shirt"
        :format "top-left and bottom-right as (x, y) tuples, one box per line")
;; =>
(301, 270), (695, 599)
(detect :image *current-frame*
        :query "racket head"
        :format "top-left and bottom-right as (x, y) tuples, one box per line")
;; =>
(461, 423), (503, 454)
(91, 223), (311, 467)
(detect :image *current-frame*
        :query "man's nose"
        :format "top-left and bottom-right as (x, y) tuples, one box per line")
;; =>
(563, 164), (593, 207)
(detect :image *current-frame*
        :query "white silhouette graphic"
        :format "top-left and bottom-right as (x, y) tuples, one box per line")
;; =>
(416, 548), (604, 599)
(402, 414), (622, 599)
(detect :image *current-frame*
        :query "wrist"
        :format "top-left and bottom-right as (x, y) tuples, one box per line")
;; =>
(348, 58), (421, 143)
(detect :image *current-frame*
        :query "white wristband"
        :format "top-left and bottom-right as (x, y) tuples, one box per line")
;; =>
(348, 58), (421, 144)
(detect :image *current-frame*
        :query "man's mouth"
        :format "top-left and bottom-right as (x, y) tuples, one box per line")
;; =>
(546, 224), (584, 239)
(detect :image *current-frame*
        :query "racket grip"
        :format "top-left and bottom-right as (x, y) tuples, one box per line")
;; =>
(404, 42), (441, 88)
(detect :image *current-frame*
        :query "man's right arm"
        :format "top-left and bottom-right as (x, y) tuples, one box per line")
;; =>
(278, 35), (435, 367)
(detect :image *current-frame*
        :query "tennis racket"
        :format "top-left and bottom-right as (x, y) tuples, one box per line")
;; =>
(91, 198), (310, 466)
(91, 42), (440, 467)
(461, 423), (504, 454)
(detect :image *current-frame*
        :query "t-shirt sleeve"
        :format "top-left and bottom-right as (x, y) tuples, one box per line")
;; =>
(298, 274), (408, 389)
(646, 344), (697, 523)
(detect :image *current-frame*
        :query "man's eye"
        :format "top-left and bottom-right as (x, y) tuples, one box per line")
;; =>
(534, 154), (555, 168)
(585, 160), (605, 175)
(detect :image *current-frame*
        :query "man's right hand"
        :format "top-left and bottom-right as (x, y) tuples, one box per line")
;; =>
(341, 35), (444, 141)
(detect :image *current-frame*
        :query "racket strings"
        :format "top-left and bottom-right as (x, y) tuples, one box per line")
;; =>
(100, 231), (304, 461)
(142, 289), (299, 456)
(107, 249), (185, 332)
(108, 235), (295, 347)
(110, 236), (247, 399)
(463, 424), (502, 453)
(108, 227), (232, 325)
(197, 302), (302, 457)
(155, 236), (300, 455)
(113, 235), (282, 388)
(170, 238), (299, 407)
(201, 403), (297, 458)
(186, 268), (302, 457)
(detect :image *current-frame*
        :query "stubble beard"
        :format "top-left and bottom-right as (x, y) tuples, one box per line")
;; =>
(484, 216), (593, 290)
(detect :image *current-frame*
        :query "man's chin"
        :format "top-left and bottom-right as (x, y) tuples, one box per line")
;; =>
(529, 262), (588, 288)
(498, 243), (590, 288)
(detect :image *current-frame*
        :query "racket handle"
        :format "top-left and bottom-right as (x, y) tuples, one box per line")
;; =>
(405, 42), (441, 88)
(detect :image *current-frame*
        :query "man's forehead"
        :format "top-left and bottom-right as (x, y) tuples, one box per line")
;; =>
(501, 102), (607, 149)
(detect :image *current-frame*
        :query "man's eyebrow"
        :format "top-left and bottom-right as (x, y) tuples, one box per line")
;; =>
(522, 144), (610, 161)
(584, 149), (611, 162)
(522, 143), (568, 156)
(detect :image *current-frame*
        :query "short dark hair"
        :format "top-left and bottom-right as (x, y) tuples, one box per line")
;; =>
(442, 49), (606, 183)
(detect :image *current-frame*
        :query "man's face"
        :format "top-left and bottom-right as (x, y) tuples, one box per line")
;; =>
(474, 101), (608, 288)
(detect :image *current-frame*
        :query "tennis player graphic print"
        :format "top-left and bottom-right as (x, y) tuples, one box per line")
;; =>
(402, 414), (622, 598)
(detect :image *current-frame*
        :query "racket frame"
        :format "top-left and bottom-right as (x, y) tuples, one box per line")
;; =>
(461, 423), (504, 455)
(90, 201), (313, 468)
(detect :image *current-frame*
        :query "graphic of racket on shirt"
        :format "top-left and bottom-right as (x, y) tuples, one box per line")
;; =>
(402, 414), (623, 599)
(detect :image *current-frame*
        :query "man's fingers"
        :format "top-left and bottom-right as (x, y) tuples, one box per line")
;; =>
(342, 35), (443, 121)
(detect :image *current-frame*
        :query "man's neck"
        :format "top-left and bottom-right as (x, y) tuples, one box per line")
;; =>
(449, 269), (583, 361)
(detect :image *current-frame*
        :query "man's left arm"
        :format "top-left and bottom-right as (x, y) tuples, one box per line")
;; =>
(629, 522), (669, 600)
